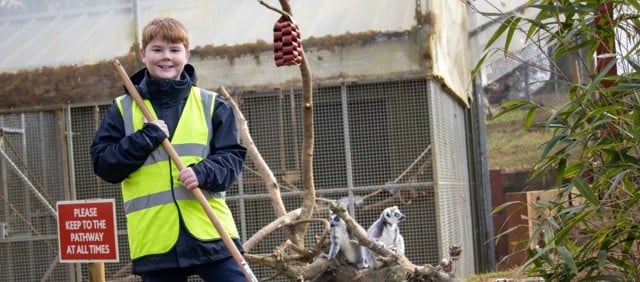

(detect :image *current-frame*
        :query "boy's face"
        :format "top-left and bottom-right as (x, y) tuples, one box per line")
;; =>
(141, 38), (190, 80)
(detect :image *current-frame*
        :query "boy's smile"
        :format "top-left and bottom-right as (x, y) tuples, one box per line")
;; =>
(141, 38), (190, 80)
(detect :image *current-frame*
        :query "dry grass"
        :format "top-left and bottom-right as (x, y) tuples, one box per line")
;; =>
(485, 91), (569, 171)
(486, 111), (553, 171)
(464, 268), (540, 282)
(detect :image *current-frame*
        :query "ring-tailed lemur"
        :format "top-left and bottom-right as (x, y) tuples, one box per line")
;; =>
(320, 210), (368, 269)
(364, 206), (406, 269)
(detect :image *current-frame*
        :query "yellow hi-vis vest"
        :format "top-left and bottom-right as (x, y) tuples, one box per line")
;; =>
(116, 87), (239, 260)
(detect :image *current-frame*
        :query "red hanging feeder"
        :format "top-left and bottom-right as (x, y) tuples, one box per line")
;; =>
(273, 15), (303, 67)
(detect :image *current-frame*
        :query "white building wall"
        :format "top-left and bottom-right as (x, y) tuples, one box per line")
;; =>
(0, 0), (416, 72)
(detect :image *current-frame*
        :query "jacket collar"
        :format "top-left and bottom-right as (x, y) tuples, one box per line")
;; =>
(127, 64), (198, 106)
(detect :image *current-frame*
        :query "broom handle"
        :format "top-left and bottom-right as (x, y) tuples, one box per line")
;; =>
(111, 59), (258, 282)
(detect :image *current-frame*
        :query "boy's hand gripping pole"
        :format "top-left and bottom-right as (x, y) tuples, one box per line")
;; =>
(112, 59), (258, 282)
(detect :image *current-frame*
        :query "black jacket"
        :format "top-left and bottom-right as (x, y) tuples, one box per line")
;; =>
(90, 64), (246, 273)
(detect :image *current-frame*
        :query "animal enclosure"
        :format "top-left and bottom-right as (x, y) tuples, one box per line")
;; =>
(0, 1), (478, 280)
(0, 76), (474, 281)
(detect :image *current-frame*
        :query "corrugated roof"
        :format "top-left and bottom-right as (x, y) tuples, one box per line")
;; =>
(0, 0), (416, 71)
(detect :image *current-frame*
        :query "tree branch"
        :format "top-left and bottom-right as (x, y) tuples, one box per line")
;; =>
(257, 0), (292, 18)
(243, 208), (303, 252)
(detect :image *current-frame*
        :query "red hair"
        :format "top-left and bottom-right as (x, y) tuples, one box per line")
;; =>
(141, 17), (189, 50)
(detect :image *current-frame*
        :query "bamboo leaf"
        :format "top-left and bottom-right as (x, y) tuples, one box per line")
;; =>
(627, 1), (640, 12)
(540, 128), (565, 159)
(471, 52), (489, 79)
(523, 106), (538, 129)
(585, 57), (617, 94)
(504, 17), (521, 51)
(525, 17), (542, 40)
(492, 99), (535, 120)
(555, 158), (566, 187)
(573, 175), (598, 205)
(562, 163), (582, 179)
(633, 106), (640, 136)
(484, 16), (516, 52)
(557, 246), (578, 275)
(492, 201), (522, 214)
(598, 249), (607, 270)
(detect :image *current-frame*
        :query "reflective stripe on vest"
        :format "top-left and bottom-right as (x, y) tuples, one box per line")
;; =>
(115, 87), (239, 259)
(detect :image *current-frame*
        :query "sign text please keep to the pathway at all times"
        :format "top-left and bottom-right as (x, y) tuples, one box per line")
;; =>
(57, 199), (119, 262)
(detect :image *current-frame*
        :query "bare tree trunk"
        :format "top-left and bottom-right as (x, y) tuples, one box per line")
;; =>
(292, 25), (316, 250)
(269, 0), (315, 248)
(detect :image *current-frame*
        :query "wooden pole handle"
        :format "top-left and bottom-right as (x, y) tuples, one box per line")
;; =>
(111, 59), (257, 282)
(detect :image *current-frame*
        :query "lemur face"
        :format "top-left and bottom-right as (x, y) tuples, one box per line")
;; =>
(383, 206), (405, 224)
(329, 212), (342, 227)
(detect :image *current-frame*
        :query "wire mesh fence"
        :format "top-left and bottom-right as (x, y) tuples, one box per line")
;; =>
(0, 0), (482, 280)
(0, 76), (474, 281)
(1, 112), (73, 282)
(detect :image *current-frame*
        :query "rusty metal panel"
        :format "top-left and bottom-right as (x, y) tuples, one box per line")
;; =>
(425, 0), (472, 107)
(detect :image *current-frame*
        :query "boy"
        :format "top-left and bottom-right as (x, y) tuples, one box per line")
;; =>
(91, 17), (247, 282)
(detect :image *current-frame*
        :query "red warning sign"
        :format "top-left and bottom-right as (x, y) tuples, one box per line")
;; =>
(57, 199), (119, 262)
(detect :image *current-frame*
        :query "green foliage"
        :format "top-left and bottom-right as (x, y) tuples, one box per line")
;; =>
(478, 0), (640, 280)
